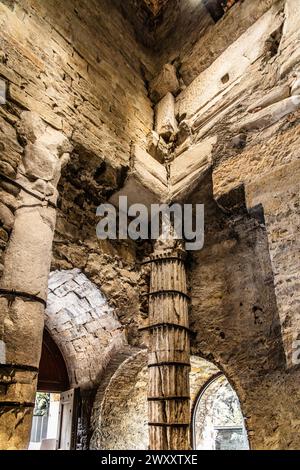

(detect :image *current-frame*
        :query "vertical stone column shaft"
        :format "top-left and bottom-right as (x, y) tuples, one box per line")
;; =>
(0, 112), (71, 449)
(146, 251), (190, 450)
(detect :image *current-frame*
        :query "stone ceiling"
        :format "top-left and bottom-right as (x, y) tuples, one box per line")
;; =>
(114, 1), (233, 51)
(143, 0), (170, 16)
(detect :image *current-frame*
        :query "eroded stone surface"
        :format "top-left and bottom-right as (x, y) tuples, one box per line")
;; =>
(0, 0), (300, 452)
(149, 64), (180, 103)
(90, 355), (221, 450)
(155, 92), (178, 141)
(46, 269), (126, 387)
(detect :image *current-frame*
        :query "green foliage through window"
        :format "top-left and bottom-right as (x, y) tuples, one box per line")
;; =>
(34, 393), (50, 416)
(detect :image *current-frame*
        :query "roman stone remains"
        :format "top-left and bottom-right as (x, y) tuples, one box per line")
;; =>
(0, 0), (299, 451)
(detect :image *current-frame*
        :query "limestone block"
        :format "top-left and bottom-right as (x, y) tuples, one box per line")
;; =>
(146, 130), (159, 152)
(0, 407), (34, 450)
(0, 298), (44, 366)
(174, 136), (192, 159)
(155, 92), (178, 141)
(37, 127), (72, 156)
(146, 131), (168, 163)
(23, 142), (58, 181)
(0, 79), (6, 105)
(149, 64), (180, 103)
(280, 46), (300, 78)
(0, 191), (17, 212)
(1, 206), (56, 300)
(170, 136), (217, 201)
(18, 112), (72, 187)
(17, 111), (47, 144)
(0, 203), (14, 230)
(0, 370), (38, 403)
(109, 145), (168, 210)
(176, 4), (283, 119)
(234, 96), (300, 132)
(177, 120), (191, 147)
(281, 0), (300, 42)
(0, 161), (16, 179)
(247, 85), (290, 113)
(291, 78), (300, 96)
(31, 179), (56, 197)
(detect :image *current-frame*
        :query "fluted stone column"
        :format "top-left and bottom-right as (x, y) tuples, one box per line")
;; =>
(143, 243), (191, 450)
(0, 112), (71, 449)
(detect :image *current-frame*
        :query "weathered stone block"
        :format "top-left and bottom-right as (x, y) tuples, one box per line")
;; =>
(291, 78), (300, 96)
(109, 145), (168, 210)
(23, 143), (58, 181)
(281, 0), (300, 41)
(280, 47), (300, 78)
(17, 111), (47, 144)
(155, 92), (178, 141)
(234, 96), (300, 132)
(149, 64), (180, 103)
(0, 161), (16, 179)
(0, 191), (17, 212)
(170, 136), (216, 201)
(176, 4), (284, 120)
(177, 120), (191, 147)
(247, 85), (290, 113)
(0, 203), (14, 230)
(146, 131), (168, 163)
(0, 79), (6, 105)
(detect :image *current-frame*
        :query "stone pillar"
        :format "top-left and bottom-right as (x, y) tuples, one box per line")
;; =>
(0, 112), (71, 450)
(143, 245), (191, 450)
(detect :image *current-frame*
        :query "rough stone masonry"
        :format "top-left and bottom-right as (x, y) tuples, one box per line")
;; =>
(0, 0), (299, 451)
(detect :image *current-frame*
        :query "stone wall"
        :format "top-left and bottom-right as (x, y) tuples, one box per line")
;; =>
(194, 375), (248, 450)
(46, 269), (127, 388)
(0, 0), (154, 275)
(0, 2), (154, 448)
(1, 0), (300, 451)
(88, 0), (300, 449)
(168, 0), (300, 450)
(90, 350), (148, 450)
(179, 0), (280, 86)
(0, 0), (153, 379)
(90, 355), (221, 450)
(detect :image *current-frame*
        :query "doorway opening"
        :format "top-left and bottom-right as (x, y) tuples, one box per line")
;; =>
(28, 330), (78, 450)
(29, 392), (60, 450)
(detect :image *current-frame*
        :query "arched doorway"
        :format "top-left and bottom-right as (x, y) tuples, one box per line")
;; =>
(29, 330), (76, 450)
(192, 374), (249, 450)
(38, 329), (70, 392)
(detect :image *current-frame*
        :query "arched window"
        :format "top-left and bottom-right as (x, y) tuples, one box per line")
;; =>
(193, 374), (249, 450)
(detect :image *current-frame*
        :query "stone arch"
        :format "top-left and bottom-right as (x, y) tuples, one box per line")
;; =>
(90, 353), (228, 450)
(38, 328), (70, 392)
(187, 172), (294, 449)
(45, 268), (127, 388)
(90, 350), (148, 450)
(191, 373), (249, 450)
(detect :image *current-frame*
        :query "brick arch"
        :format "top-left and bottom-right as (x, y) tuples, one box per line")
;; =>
(45, 269), (127, 388)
